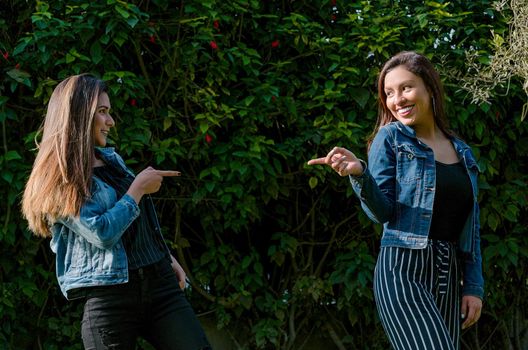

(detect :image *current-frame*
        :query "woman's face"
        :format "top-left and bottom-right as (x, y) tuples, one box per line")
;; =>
(384, 65), (434, 128)
(92, 92), (114, 147)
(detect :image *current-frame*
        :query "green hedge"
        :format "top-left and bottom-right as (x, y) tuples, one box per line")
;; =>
(1, 0), (527, 349)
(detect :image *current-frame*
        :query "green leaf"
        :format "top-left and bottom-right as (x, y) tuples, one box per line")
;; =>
(2, 171), (13, 183)
(6, 69), (32, 87)
(350, 87), (370, 108)
(126, 17), (139, 28)
(90, 41), (103, 64)
(115, 5), (130, 19)
(4, 150), (22, 161)
(66, 53), (75, 63)
(243, 96), (255, 106)
(309, 176), (318, 189)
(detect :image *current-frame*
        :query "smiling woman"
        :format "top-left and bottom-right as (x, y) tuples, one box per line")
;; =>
(92, 92), (114, 149)
(308, 51), (484, 350)
(21, 74), (211, 350)
(383, 66), (434, 131)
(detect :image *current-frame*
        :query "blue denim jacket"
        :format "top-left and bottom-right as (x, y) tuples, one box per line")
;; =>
(50, 148), (166, 299)
(350, 122), (484, 298)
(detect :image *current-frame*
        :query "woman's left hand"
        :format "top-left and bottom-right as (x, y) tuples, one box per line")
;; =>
(461, 295), (482, 329)
(170, 255), (186, 290)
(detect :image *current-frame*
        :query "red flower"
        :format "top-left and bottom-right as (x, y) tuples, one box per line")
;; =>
(1, 51), (8, 60)
(130, 99), (137, 106)
(271, 40), (280, 48)
(210, 41), (218, 50)
(213, 20), (219, 30)
(205, 134), (213, 144)
(149, 35), (156, 44)
(330, 0), (337, 5)
(331, 14), (337, 21)
(15, 63), (20, 69)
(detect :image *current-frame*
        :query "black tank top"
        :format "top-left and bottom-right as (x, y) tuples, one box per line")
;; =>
(428, 160), (473, 242)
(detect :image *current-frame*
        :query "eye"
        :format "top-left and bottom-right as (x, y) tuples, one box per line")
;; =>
(385, 90), (394, 97)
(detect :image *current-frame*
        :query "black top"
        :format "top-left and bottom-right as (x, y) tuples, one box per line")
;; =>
(93, 164), (168, 269)
(428, 160), (473, 242)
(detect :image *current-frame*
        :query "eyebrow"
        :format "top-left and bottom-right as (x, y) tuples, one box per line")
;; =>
(385, 80), (416, 89)
(97, 105), (111, 109)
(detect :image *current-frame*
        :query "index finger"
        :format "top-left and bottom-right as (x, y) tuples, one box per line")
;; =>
(155, 170), (181, 177)
(307, 157), (327, 166)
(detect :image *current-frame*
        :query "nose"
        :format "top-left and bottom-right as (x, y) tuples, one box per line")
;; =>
(106, 114), (115, 127)
(395, 92), (406, 105)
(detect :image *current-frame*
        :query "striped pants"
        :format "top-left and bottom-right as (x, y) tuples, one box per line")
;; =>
(374, 240), (461, 350)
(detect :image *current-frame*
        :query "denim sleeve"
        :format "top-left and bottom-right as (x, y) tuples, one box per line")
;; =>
(349, 127), (396, 224)
(462, 202), (485, 299)
(60, 193), (140, 250)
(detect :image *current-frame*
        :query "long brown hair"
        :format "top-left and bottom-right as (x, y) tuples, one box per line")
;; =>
(22, 74), (107, 237)
(368, 51), (453, 148)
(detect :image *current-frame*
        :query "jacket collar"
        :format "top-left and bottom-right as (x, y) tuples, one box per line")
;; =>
(393, 121), (470, 152)
(94, 147), (116, 162)
(393, 121), (417, 139)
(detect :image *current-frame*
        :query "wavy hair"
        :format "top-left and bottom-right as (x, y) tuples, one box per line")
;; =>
(22, 74), (107, 237)
(368, 51), (453, 148)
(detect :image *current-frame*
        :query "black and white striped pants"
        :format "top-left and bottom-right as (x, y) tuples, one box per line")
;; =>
(374, 240), (460, 350)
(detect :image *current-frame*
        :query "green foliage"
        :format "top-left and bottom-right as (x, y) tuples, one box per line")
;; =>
(1, 0), (527, 349)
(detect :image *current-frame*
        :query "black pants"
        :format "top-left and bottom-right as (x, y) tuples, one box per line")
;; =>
(81, 259), (211, 350)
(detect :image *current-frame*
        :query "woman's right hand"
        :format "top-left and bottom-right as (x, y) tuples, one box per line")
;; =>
(307, 146), (364, 177)
(127, 166), (181, 203)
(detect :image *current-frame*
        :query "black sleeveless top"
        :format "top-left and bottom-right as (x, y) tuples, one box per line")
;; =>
(428, 160), (473, 242)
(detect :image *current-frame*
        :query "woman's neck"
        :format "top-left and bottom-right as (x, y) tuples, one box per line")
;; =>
(414, 121), (440, 142)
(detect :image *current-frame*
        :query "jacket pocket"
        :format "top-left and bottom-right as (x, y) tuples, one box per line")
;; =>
(396, 144), (426, 184)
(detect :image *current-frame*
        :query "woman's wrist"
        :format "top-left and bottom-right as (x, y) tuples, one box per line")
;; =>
(350, 160), (366, 177)
(126, 182), (144, 204)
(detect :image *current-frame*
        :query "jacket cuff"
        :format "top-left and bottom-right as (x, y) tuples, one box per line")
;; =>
(349, 159), (368, 197)
(121, 194), (140, 216)
(462, 284), (484, 300)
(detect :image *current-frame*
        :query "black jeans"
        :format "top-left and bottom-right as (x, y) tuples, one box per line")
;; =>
(80, 258), (211, 350)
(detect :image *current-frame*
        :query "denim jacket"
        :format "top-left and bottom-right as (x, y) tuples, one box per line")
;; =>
(350, 122), (484, 298)
(50, 148), (166, 299)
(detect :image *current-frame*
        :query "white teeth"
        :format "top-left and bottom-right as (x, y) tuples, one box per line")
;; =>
(398, 106), (413, 113)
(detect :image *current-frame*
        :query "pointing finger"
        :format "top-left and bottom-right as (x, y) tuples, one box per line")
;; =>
(307, 157), (327, 165)
(155, 170), (182, 177)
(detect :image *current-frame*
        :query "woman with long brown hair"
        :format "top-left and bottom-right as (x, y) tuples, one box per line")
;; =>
(22, 74), (211, 350)
(308, 51), (483, 349)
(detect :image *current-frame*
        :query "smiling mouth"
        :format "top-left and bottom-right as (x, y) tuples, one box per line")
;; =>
(397, 105), (414, 116)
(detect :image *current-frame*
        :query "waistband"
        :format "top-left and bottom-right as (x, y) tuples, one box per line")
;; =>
(128, 257), (171, 280)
